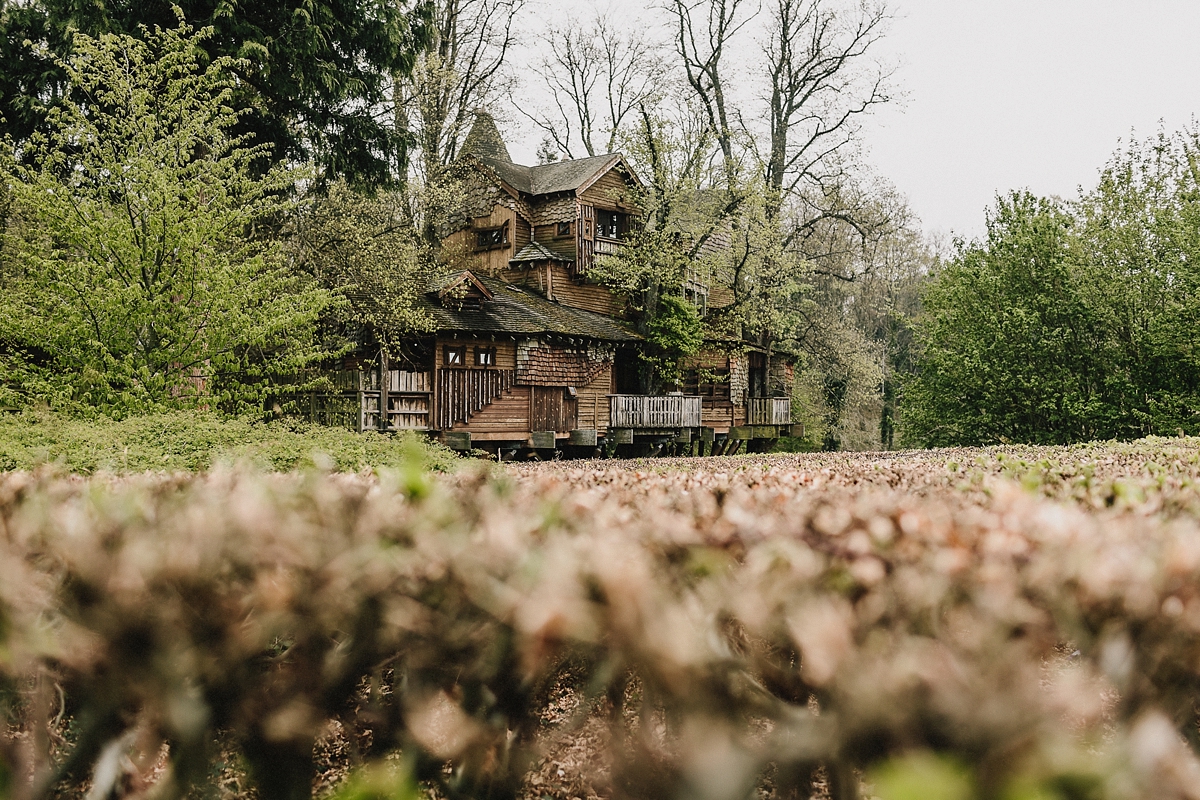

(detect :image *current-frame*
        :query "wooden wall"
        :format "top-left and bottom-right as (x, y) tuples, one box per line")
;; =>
(700, 401), (746, 433)
(514, 216), (531, 252)
(576, 366), (614, 431)
(451, 385), (530, 438)
(546, 264), (622, 315)
(494, 263), (624, 317)
(435, 338), (517, 370)
(442, 205), (518, 275)
(533, 224), (577, 259)
(440, 356), (616, 439)
(579, 170), (635, 209)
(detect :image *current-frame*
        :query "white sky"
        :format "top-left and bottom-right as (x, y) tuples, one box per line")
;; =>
(506, 0), (1200, 240)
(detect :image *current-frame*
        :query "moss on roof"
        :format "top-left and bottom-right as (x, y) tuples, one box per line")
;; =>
(510, 242), (573, 263)
(418, 274), (639, 342)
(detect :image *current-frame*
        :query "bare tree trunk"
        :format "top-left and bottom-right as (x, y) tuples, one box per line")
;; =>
(763, 0), (892, 220)
(669, 0), (754, 187)
(523, 9), (666, 160)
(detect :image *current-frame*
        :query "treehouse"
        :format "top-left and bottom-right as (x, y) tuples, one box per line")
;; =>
(300, 114), (798, 457)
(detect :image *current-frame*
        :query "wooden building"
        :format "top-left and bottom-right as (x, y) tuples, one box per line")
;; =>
(306, 113), (797, 456)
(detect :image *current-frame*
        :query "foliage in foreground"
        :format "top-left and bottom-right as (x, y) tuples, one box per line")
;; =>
(3, 441), (1200, 799)
(0, 410), (459, 474)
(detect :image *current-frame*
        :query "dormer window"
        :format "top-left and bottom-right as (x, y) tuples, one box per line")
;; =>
(475, 223), (509, 251)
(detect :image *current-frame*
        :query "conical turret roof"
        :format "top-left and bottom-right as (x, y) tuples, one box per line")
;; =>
(461, 111), (512, 162)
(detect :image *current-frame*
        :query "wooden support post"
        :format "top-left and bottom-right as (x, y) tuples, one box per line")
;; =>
(379, 350), (389, 433)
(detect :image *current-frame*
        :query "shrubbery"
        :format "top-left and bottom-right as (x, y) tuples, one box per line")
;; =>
(2, 442), (1200, 800)
(0, 410), (459, 473)
(906, 130), (1200, 446)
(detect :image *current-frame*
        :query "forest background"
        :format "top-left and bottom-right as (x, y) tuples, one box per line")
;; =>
(0, 0), (1196, 449)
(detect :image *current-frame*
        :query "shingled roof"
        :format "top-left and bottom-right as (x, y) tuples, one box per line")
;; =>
(474, 153), (633, 197)
(419, 273), (639, 342)
(461, 114), (638, 198)
(510, 241), (573, 263)
(460, 112), (511, 162)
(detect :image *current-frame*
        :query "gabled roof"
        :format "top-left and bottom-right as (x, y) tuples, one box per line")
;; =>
(473, 153), (640, 198)
(434, 270), (494, 301)
(419, 273), (638, 342)
(510, 241), (573, 264)
(460, 111), (643, 199)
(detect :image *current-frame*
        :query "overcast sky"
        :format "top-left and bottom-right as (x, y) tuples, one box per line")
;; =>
(507, 0), (1200, 240)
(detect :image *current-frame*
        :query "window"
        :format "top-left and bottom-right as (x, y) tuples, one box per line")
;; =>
(443, 345), (466, 366)
(474, 347), (496, 366)
(474, 223), (509, 251)
(595, 209), (624, 239)
(556, 221), (572, 238)
(683, 368), (731, 400)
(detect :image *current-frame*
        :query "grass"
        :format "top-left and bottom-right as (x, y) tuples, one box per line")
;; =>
(0, 409), (460, 474)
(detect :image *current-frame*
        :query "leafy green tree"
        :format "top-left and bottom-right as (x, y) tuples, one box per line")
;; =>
(903, 191), (1105, 446)
(1073, 130), (1200, 436)
(905, 131), (1200, 447)
(0, 19), (333, 416)
(0, 0), (431, 186)
(291, 181), (438, 361)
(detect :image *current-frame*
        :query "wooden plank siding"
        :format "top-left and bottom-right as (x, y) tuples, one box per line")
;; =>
(578, 170), (635, 208)
(514, 217), (532, 252)
(450, 386), (531, 437)
(575, 367), (614, 431)
(435, 339), (517, 370)
(533, 225), (577, 259)
(546, 264), (622, 315)
(443, 205), (518, 275)
(700, 401), (746, 433)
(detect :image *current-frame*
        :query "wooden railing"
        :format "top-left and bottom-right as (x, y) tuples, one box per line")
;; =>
(609, 395), (702, 429)
(436, 368), (515, 430)
(747, 397), (791, 426)
(594, 236), (622, 256)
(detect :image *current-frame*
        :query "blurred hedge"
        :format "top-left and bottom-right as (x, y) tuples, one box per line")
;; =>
(0, 410), (460, 473)
(2, 447), (1200, 800)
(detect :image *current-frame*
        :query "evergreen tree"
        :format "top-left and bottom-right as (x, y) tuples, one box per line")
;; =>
(0, 0), (432, 186)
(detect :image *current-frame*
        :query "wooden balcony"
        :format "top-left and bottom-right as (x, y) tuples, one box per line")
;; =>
(594, 236), (622, 256)
(747, 397), (791, 426)
(610, 394), (702, 429)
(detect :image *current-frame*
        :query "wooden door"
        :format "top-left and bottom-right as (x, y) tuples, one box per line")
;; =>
(531, 386), (578, 432)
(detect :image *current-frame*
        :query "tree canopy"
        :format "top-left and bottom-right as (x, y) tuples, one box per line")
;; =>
(0, 0), (432, 186)
(0, 19), (333, 415)
(904, 131), (1200, 446)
